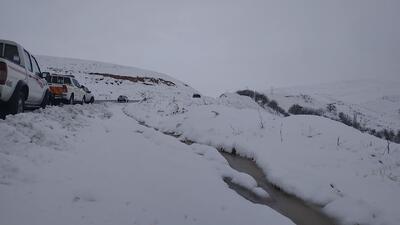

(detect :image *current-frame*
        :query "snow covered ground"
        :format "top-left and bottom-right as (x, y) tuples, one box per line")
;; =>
(0, 104), (292, 225)
(263, 79), (400, 131)
(1, 56), (399, 225)
(124, 94), (400, 225)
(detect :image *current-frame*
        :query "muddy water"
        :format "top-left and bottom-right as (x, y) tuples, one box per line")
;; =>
(221, 152), (338, 225)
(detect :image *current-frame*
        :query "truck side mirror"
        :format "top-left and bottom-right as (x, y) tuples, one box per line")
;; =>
(38, 72), (50, 79)
(41, 72), (50, 77)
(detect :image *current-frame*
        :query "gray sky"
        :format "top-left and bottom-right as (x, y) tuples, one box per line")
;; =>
(1, 0), (399, 96)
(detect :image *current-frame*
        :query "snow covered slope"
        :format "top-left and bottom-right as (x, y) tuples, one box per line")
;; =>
(37, 55), (199, 101)
(264, 79), (400, 131)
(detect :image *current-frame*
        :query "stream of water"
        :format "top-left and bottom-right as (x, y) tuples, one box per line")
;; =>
(221, 152), (338, 225)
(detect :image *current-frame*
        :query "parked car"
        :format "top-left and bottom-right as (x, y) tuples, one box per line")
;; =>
(0, 40), (50, 116)
(117, 95), (129, 103)
(47, 74), (86, 104)
(81, 85), (94, 104)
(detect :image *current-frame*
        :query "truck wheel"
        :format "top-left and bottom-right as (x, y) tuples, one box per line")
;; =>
(0, 104), (6, 119)
(8, 91), (25, 115)
(81, 96), (85, 105)
(69, 94), (74, 105)
(48, 93), (54, 105)
(40, 91), (50, 109)
(49, 93), (57, 106)
(90, 97), (94, 104)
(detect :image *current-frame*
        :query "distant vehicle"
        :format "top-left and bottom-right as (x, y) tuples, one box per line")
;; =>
(117, 95), (129, 103)
(81, 85), (94, 104)
(192, 93), (201, 98)
(47, 74), (86, 104)
(0, 40), (50, 116)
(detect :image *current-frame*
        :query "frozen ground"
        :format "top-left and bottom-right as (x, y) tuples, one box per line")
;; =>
(0, 104), (292, 225)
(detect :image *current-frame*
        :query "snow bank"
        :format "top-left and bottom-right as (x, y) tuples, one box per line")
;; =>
(0, 104), (112, 185)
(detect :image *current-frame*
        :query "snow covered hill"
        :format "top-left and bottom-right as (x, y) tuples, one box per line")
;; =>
(37, 55), (199, 101)
(1, 56), (400, 225)
(263, 79), (400, 132)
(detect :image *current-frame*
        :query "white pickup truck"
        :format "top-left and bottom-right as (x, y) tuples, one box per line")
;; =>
(0, 40), (50, 116)
(46, 74), (87, 104)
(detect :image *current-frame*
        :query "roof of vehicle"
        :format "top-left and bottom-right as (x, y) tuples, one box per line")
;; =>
(0, 39), (20, 46)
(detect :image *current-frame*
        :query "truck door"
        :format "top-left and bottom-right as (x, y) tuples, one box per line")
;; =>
(3, 44), (27, 99)
(31, 55), (46, 101)
(72, 78), (83, 100)
(23, 50), (41, 104)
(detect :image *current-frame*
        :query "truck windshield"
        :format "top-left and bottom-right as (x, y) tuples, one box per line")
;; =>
(64, 77), (72, 84)
(72, 79), (81, 87)
(51, 76), (66, 84)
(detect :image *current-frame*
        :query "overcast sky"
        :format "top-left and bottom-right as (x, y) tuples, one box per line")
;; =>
(1, 0), (399, 96)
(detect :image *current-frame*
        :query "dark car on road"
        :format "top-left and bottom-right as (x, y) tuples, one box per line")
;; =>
(117, 95), (129, 103)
